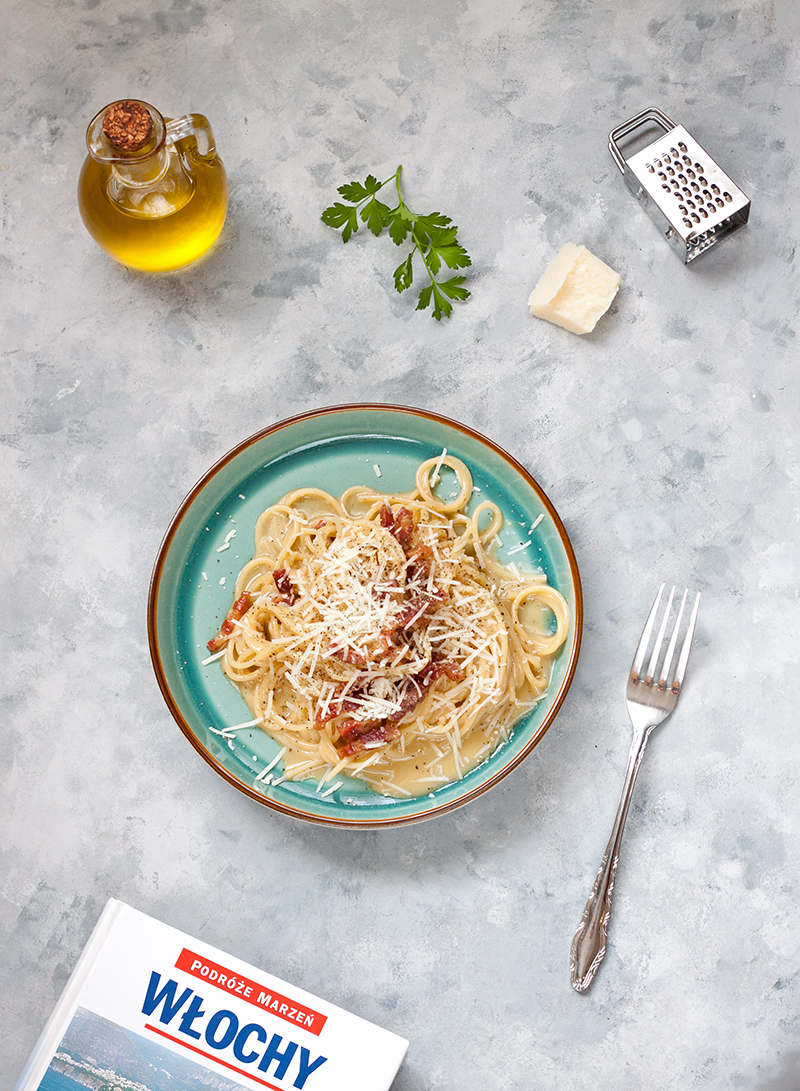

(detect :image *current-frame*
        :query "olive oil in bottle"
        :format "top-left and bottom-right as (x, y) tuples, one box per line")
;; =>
(78, 99), (228, 272)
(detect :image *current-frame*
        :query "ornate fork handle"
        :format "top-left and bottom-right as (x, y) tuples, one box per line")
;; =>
(570, 724), (651, 992)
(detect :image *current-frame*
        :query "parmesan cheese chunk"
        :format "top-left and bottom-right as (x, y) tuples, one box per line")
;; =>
(528, 243), (620, 335)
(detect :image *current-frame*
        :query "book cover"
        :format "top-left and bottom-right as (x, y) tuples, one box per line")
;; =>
(13, 899), (408, 1091)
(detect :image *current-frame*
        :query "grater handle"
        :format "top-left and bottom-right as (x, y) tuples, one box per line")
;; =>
(608, 107), (676, 173)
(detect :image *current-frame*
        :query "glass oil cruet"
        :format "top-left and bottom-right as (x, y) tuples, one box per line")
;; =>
(78, 99), (228, 272)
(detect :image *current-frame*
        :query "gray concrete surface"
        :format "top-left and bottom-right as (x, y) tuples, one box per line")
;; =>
(2, 0), (799, 1087)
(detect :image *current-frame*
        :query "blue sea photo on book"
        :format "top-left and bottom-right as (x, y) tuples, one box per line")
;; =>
(38, 1005), (249, 1091)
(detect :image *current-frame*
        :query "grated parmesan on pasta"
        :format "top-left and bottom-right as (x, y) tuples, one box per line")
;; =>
(209, 454), (569, 798)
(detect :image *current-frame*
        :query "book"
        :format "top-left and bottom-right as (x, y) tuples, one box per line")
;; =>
(13, 898), (408, 1091)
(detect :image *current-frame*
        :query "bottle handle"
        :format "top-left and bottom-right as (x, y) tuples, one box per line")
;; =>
(165, 113), (217, 160)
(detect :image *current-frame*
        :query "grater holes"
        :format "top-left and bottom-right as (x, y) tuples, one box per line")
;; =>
(658, 171), (667, 180)
(690, 182), (700, 192)
(669, 146), (678, 157)
(687, 199), (696, 209)
(667, 167), (675, 177)
(681, 154), (691, 164)
(694, 162), (703, 171)
(663, 154), (671, 165)
(698, 175), (708, 186)
(702, 188), (711, 198)
(691, 213), (700, 222)
(715, 197), (724, 208)
(646, 163), (655, 173)
(706, 202), (716, 213)
(655, 158), (662, 168)
(686, 168), (696, 179)
(678, 141), (687, 151)
(677, 172), (686, 183)
(723, 191), (732, 202)
(682, 186), (692, 196)
(711, 183), (720, 194)
(662, 184), (671, 193)
(678, 204), (688, 214)
(683, 217), (693, 228)
(699, 207), (707, 218)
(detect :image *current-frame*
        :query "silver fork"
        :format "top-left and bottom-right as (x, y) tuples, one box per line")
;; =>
(569, 583), (701, 992)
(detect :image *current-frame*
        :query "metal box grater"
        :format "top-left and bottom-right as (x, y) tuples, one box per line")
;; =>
(609, 107), (750, 263)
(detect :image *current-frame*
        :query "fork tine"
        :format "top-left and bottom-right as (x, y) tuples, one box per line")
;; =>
(632, 582), (664, 680)
(672, 590), (701, 691)
(646, 584), (675, 683)
(659, 587), (687, 687)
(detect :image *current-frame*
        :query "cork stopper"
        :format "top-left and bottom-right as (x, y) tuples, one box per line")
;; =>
(102, 100), (154, 153)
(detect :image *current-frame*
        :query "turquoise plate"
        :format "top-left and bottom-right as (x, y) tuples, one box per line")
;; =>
(148, 404), (582, 827)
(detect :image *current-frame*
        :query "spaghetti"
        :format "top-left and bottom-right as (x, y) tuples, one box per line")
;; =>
(208, 454), (569, 798)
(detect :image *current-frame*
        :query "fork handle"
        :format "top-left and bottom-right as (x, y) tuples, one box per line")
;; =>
(569, 726), (650, 992)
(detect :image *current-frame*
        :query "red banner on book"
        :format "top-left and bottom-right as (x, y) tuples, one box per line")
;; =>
(175, 948), (327, 1036)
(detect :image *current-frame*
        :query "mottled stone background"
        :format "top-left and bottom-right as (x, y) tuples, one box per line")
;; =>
(2, 0), (799, 1087)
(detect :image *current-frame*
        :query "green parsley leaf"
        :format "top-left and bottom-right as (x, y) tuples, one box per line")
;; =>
(320, 201), (359, 243)
(360, 198), (391, 236)
(417, 276), (471, 321)
(393, 253), (414, 293)
(321, 166), (472, 320)
(338, 175), (383, 203)
(417, 282), (454, 321)
(428, 242), (472, 275)
(386, 207), (411, 246)
(438, 275), (470, 301)
(415, 212), (452, 230)
(416, 284), (434, 312)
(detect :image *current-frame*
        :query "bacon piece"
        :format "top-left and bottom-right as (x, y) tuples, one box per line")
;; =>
(373, 586), (444, 657)
(395, 586), (444, 630)
(371, 578), (401, 601)
(339, 722), (402, 757)
(387, 685), (423, 725)
(316, 703), (339, 725)
(418, 658), (465, 686)
(380, 502), (415, 547)
(207, 593), (253, 652)
(336, 717), (383, 742)
(395, 598), (432, 629)
(333, 653), (464, 757)
(316, 680), (375, 726)
(392, 507), (415, 549)
(405, 543), (433, 583)
(330, 645), (367, 667)
(273, 568), (298, 605)
(316, 685), (345, 724)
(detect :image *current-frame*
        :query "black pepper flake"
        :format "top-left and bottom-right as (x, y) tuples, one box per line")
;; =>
(102, 100), (153, 153)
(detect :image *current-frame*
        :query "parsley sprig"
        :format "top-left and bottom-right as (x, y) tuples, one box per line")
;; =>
(321, 165), (472, 321)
